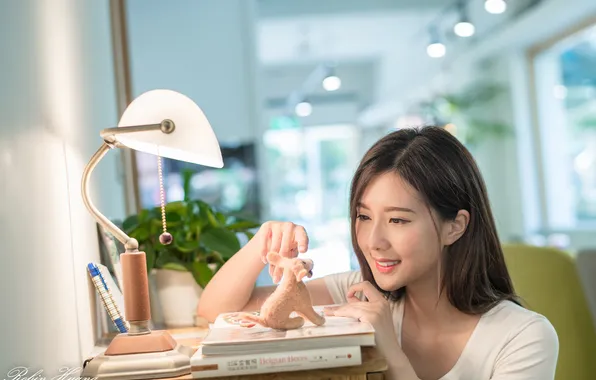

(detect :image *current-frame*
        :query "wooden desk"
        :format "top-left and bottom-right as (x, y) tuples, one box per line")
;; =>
(165, 327), (387, 380)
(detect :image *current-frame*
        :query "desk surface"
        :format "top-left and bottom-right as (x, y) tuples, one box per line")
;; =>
(162, 326), (387, 380)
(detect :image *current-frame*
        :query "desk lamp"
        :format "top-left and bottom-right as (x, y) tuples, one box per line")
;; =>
(80, 89), (223, 379)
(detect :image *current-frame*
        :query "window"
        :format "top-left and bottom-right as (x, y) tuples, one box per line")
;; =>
(135, 144), (260, 220)
(533, 23), (596, 230)
(259, 124), (360, 284)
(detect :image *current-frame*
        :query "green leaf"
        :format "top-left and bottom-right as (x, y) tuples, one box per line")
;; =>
(138, 209), (150, 222)
(195, 200), (218, 228)
(216, 212), (227, 224)
(129, 226), (150, 241)
(162, 262), (188, 271)
(149, 219), (162, 236)
(166, 200), (187, 214)
(122, 214), (140, 232)
(165, 211), (183, 223)
(243, 231), (255, 241)
(207, 251), (226, 265)
(148, 207), (161, 220)
(206, 209), (220, 227)
(190, 261), (213, 288)
(226, 220), (261, 231)
(182, 169), (194, 201)
(155, 250), (184, 269)
(174, 239), (200, 253)
(201, 227), (241, 259)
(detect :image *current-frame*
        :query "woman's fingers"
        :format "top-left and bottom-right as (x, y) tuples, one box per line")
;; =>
(257, 221), (309, 283)
(347, 281), (385, 302)
(294, 225), (309, 254)
(279, 222), (296, 257)
(269, 223), (283, 255)
(324, 303), (367, 319)
(258, 222), (272, 264)
(322, 305), (339, 316)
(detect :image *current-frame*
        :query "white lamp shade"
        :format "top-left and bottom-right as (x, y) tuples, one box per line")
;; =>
(116, 89), (224, 168)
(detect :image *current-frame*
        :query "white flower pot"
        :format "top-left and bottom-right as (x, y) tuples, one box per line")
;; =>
(153, 269), (203, 328)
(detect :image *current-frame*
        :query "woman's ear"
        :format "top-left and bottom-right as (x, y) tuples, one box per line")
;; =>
(443, 209), (470, 246)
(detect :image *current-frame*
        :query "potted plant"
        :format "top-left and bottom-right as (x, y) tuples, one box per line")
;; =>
(121, 185), (260, 327)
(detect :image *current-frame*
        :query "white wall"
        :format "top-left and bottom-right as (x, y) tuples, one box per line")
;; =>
(125, 0), (261, 146)
(0, 0), (125, 375)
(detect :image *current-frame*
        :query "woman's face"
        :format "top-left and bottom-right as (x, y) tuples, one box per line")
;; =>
(355, 172), (450, 292)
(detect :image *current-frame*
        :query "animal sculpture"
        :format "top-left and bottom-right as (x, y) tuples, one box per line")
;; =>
(238, 251), (325, 330)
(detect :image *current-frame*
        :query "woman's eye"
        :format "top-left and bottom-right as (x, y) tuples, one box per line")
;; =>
(389, 218), (409, 224)
(356, 214), (370, 221)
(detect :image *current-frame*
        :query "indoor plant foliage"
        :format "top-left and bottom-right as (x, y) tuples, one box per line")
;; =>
(121, 186), (260, 289)
(419, 82), (514, 147)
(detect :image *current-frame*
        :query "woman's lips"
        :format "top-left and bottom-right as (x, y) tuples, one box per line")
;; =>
(374, 259), (401, 273)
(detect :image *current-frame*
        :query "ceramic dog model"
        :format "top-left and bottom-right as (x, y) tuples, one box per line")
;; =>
(239, 252), (325, 330)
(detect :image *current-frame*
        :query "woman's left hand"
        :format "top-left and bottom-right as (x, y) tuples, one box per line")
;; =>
(323, 281), (401, 356)
(324, 282), (418, 379)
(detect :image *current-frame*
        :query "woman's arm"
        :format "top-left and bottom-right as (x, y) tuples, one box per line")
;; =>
(197, 222), (335, 322)
(197, 232), (270, 321)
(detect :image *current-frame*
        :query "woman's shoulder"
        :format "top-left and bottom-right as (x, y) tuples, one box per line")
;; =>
(480, 301), (559, 367)
(483, 300), (557, 333)
(454, 301), (559, 378)
(481, 300), (558, 341)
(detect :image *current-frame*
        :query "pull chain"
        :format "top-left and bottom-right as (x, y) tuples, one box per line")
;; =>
(157, 154), (173, 245)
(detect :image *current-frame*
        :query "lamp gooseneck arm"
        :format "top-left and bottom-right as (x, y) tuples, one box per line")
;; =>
(82, 142), (139, 251)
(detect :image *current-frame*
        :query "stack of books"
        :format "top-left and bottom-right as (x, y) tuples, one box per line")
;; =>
(190, 305), (376, 378)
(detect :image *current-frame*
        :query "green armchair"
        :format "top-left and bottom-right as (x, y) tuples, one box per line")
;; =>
(502, 244), (596, 380)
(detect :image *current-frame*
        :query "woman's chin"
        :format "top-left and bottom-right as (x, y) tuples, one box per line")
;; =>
(373, 272), (405, 292)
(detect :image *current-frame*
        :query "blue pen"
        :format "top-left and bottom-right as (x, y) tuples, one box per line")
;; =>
(87, 263), (128, 333)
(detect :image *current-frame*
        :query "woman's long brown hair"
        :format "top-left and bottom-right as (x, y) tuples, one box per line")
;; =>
(350, 126), (519, 314)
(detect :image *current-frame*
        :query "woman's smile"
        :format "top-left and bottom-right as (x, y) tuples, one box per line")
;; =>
(373, 257), (402, 273)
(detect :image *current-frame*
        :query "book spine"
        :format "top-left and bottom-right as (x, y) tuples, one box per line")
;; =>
(191, 345), (361, 378)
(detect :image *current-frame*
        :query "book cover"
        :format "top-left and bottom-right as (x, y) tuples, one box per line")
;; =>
(201, 305), (375, 355)
(191, 345), (362, 378)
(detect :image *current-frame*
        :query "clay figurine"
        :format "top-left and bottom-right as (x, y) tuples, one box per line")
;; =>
(238, 252), (325, 330)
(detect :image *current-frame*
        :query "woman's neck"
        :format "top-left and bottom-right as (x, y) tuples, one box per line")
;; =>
(403, 278), (461, 330)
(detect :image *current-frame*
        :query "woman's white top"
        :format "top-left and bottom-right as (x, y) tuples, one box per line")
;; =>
(324, 270), (559, 380)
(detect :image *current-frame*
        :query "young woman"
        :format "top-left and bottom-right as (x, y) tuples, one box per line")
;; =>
(198, 126), (558, 379)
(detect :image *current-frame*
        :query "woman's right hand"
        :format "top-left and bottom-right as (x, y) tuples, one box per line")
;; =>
(255, 221), (309, 283)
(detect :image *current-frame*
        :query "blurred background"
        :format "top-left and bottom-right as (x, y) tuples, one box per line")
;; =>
(1, 0), (596, 378)
(123, 0), (596, 282)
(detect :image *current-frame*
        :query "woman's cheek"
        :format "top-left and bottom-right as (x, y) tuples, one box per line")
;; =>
(392, 225), (422, 257)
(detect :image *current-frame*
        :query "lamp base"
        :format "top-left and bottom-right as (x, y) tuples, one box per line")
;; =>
(105, 330), (177, 355)
(81, 331), (193, 380)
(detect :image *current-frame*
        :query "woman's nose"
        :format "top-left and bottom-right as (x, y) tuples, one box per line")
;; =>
(368, 222), (390, 251)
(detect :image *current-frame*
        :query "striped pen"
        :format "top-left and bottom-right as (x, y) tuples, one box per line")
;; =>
(87, 263), (128, 333)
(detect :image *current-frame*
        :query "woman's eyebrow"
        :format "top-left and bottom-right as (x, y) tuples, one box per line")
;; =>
(357, 202), (415, 213)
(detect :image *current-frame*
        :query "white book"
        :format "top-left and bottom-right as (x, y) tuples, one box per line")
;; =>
(191, 345), (362, 378)
(200, 305), (375, 356)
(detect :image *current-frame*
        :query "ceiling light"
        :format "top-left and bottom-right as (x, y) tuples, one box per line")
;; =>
(295, 101), (312, 117)
(454, 21), (475, 37)
(427, 42), (446, 58)
(485, 0), (507, 14)
(322, 75), (341, 91)
(427, 26), (445, 58)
